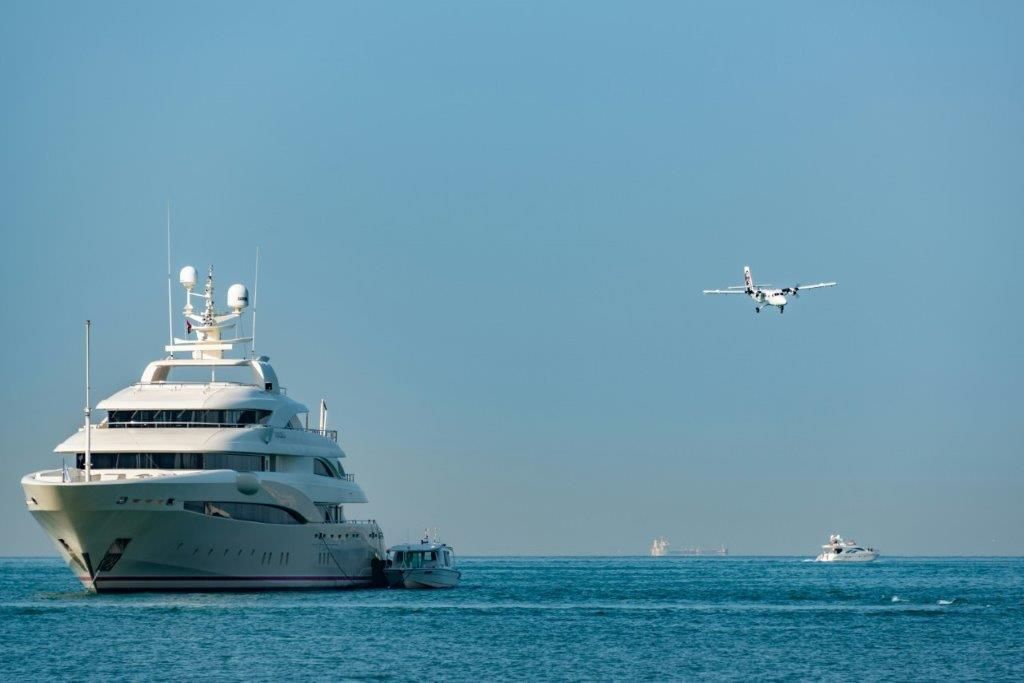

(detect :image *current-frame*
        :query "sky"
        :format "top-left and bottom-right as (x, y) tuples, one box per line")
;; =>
(1, 2), (1021, 556)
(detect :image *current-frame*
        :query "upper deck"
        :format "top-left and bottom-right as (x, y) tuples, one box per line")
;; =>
(56, 264), (344, 460)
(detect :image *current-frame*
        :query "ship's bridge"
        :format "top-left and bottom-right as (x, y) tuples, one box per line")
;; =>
(97, 357), (305, 430)
(54, 264), (346, 462)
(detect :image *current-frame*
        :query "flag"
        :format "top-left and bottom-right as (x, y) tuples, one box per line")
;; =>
(185, 318), (192, 334)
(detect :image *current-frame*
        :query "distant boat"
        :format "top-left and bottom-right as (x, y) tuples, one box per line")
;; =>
(650, 538), (728, 557)
(815, 533), (878, 562)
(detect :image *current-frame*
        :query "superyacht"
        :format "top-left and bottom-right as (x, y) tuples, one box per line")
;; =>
(22, 264), (386, 592)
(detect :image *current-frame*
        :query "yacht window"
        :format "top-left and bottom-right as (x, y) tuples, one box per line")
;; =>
(315, 502), (344, 523)
(77, 452), (275, 472)
(106, 409), (272, 428)
(313, 459), (336, 478)
(205, 453), (265, 471)
(183, 501), (305, 524)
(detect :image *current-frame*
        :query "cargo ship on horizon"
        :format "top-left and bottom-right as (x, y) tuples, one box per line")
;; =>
(650, 538), (728, 557)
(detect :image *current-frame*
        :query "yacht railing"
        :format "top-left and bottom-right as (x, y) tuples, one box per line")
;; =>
(31, 469), (192, 483)
(300, 428), (338, 442)
(101, 423), (336, 441)
(341, 473), (354, 481)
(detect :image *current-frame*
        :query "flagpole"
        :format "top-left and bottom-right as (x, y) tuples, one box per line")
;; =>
(166, 203), (174, 358)
(84, 320), (92, 482)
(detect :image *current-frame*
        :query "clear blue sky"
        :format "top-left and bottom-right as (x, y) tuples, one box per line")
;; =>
(2, 2), (1021, 555)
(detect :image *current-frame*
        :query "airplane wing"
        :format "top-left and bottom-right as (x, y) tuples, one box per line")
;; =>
(703, 289), (747, 295)
(782, 282), (836, 294)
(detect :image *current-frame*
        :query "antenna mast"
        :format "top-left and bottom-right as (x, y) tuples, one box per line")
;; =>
(84, 320), (92, 482)
(251, 247), (260, 358)
(166, 202), (173, 358)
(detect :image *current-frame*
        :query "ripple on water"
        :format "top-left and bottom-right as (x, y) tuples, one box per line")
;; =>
(0, 557), (1021, 681)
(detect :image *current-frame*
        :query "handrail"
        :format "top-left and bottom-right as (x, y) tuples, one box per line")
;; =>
(104, 423), (332, 440)
(299, 428), (338, 442)
(341, 473), (355, 481)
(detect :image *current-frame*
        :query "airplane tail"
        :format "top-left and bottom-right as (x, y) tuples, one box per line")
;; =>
(743, 266), (753, 292)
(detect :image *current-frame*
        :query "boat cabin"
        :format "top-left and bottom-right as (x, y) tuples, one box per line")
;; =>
(387, 543), (455, 570)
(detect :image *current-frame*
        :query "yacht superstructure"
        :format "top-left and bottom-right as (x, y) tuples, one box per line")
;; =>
(22, 265), (386, 592)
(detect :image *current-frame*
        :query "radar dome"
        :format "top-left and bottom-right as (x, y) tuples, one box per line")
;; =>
(179, 265), (198, 289)
(227, 283), (249, 312)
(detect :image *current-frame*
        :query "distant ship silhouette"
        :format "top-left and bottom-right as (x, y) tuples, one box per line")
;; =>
(650, 538), (728, 557)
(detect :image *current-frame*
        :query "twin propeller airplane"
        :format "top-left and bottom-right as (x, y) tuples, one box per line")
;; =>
(703, 266), (836, 314)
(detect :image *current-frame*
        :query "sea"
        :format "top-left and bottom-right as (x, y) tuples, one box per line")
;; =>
(1, 556), (1021, 681)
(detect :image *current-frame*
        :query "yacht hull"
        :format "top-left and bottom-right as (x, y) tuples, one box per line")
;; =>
(384, 567), (461, 589)
(815, 551), (878, 562)
(23, 475), (385, 593)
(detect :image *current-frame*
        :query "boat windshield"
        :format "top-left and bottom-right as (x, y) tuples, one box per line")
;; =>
(392, 550), (438, 568)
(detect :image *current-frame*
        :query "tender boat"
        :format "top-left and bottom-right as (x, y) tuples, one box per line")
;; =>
(385, 534), (460, 588)
(815, 533), (878, 562)
(21, 263), (386, 592)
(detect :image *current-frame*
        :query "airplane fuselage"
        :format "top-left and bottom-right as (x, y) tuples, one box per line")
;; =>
(748, 288), (787, 313)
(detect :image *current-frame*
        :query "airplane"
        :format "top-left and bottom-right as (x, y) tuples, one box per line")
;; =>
(703, 266), (836, 314)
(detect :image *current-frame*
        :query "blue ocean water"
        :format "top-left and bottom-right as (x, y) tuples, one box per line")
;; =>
(1, 556), (1021, 681)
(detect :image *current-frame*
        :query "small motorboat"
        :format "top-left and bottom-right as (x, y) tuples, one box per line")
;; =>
(385, 534), (461, 588)
(815, 533), (878, 562)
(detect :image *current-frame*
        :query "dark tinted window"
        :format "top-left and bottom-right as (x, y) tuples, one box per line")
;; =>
(77, 452), (271, 472)
(183, 501), (305, 524)
(313, 459), (335, 477)
(106, 409), (271, 427)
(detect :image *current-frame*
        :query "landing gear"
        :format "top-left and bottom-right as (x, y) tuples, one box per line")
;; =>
(780, 305), (785, 314)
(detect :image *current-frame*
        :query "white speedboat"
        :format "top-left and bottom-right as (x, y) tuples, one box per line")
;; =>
(385, 535), (460, 588)
(815, 533), (878, 562)
(22, 263), (386, 592)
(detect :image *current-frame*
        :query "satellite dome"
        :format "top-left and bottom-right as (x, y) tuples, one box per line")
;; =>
(227, 283), (249, 312)
(179, 265), (198, 289)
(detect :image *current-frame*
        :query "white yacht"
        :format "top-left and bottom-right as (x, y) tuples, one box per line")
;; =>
(650, 537), (668, 557)
(22, 264), (386, 592)
(384, 534), (460, 589)
(815, 533), (878, 562)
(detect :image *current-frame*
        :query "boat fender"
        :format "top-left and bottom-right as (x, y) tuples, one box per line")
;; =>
(236, 472), (260, 495)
